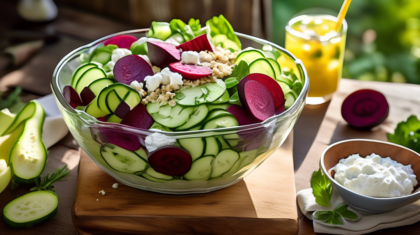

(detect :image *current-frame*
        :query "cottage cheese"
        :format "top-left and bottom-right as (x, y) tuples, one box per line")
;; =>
(332, 153), (418, 197)
(181, 51), (200, 65)
(145, 133), (176, 152)
(144, 73), (163, 91)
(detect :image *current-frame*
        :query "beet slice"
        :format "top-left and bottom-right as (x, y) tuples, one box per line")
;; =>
(147, 41), (181, 68)
(148, 146), (192, 176)
(114, 101), (130, 119)
(244, 73), (285, 114)
(114, 55), (154, 85)
(63, 86), (82, 109)
(104, 35), (137, 49)
(96, 127), (141, 151)
(238, 79), (275, 122)
(341, 89), (389, 129)
(227, 105), (261, 126)
(80, 87), (96, 106)
(169, 62), (212, 80)
(176, 34), (215, 53)
(121, 104), (154, 130)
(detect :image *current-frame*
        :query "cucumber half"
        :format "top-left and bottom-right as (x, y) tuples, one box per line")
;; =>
(100, 143), (148, 174)
(97, 84), (141, 115)
(9, 101), (47, 184)
(184, 156), (214, 181)
(211, 149), (239, 178)
(3, 191), (58, 228)
(75, 67), (107, 94)
(2, 102), (36, 136)
(70, 63), (98, 88)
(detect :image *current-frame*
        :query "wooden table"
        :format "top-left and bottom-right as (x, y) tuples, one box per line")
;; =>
(1, 1), (420, 234)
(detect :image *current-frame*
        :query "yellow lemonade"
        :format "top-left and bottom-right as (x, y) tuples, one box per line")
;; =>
(286, 15), (347, 103)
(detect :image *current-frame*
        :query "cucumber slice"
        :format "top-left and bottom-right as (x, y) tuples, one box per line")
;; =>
(9, 101), (47, 184)
(267, 58), (281, 79)
(142, 173), (167, 183)
(100, 143), (148, 174)
(148, 21), (172, 40)
(211, 90), (229, 104)
(284, 91), (297, 109)
(204, 137), (220, 156)
(216, 136), (230, 150)
(239, 149), (259, 168)
(151, 105), (194, 128)
(135, 147), (148, 161)
(146, 167), (173, 180)
(149, 122), (173, 132)
(184, 125), (201, 131)
(278, 81), (292, 95)
(88, 78), (114, 96)
(107, 114), (122, 123)
(167, 33), (185, 43)
(202, 115), (238, 129)
(249, 58), (276, 80)
(89, 45), (118, 65)
(0, 159), (11, 194)
(2, 102), (36, 136)
(235, 49), (265, 65)
(146, 102), (160, 114)
(175, 79), (226, 106)
(178, 138), (205, 161)
(207, 103), (230, 111)
(3, 191), (58, 228)
(227, 139), (241, 148)
(202, 110), (232, 123)
(158, 105), (172, 118)
(130, 40), (148, 55)
(71, 63), (98, 88)
(223, 134), (240, 140)
(85, 97), (107, 118)
(211, 149), (239, 178)
(97, 84), (141, 115)
(175, 104), (209, 131)
(75, 67), (107, 94)
(184, 156), (214, 181)
(106, 90), (123, 113)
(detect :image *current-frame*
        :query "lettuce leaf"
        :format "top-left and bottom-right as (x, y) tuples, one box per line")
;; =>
(388, 115), (420, 153)
(169, 19), (195, 42)
(188, 18), (206, 36)
(206, 15), (241, 51)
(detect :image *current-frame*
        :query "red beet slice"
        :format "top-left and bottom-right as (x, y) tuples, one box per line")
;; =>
(104, 35), (137, 49)
(227, 105), (261, 126)
(121, 104), (154, 130)
(114, 55), (154, 85)
(176, 34), (215, 53)
(63, 86), (82, 109)
(114, 101), (130, 119)
(80, 87), (96, 106)
(244, 73), (285, 114)
(147, 41), (181, 68)
(97, 116), (108, 122)
(238, 79), (275, 122)
(148, 146), (192, 176)
(341, 89), (389, 129)
(96, 127), (141, 151)
(169, 62), (212, 80)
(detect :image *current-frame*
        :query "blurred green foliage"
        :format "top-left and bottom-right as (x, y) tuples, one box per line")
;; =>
(272, 0), (420, 83)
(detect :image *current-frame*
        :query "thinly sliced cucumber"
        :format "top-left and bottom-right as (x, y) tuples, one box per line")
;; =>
(135, 147), (148, 161)
(75, 67), (107, 94)
(175, 79), (226, 106)
(146, 167), (173, 180)
(71, 63), (98, 88)
(148, 21), (172, 40)
(107, 114), (122, 123)
(204, 137), (220, 156)
(267, 58), (281, 79)
(211, 149), (239, 178)
(278, 81), (292, 95)
(88, 78), (114, 96)
(223, 134), (240, 140)
(227, 139), (241, 148)
(9, 101), (47, 184)
(207, 103), (230, 111)
(211, 90), (229, 104)
(151, 105), (194, 128)
(147, 102), (160, 114)
(3, 191), (58, 228)
(142, 173), (167, 183)
(100, 143), (147, 174)
(130, 40), (148, 55)
(175, 104), (209, 131)
(249, 58), (276, 80)
(184, 125), (201, 131)
(178, 138), (205, 161)
(239, 149), (259, 168)
(184, 156), (214, 181)
(235, 49), (265, 65)
(202, 115), (238, 129)
(149, 122), (173, 132)
(90, 51), (112, 65)
(85, 97), (107, 118)
(106, 90), (123, 113)
(97, 84), (141, 115)
(167, 33), (185, 43)
(2, 102), (36, 136)
(202, 110), (232, 123)
(158, 105), (172, 118)
(216, 136), (230, 150)
(285, 92), (296, 109)
(0, 159), (11, 194)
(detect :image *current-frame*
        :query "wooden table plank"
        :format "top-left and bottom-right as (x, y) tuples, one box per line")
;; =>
(295, 79), (420, 235)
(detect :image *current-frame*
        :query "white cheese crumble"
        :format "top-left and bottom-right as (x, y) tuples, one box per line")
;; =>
(332, 153), (418, 198)
(96, 198), (99, 201)
(135, 37), (148, 46)
(99, 190), (106, 196)
(160, 68), (183, 86)
(112, 183), (119, 189)
(152, 66), (161, 74)
(144, 73), (163, 91)
(145, 133), (176, 152)
(129, 80), (143, 92)
(138, 54), (152, 66)
(181, 51), (200, 65)
(105, 48), (132, 72)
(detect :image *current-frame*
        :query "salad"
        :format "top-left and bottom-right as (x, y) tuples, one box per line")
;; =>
(62, 15), (303, 183)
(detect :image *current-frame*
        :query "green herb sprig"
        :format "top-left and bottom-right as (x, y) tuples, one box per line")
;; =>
(313, 204), (359, 225)
(30, 165), (70, 192)
(388, 115), (420, 153)
(310, 168), (333, 207)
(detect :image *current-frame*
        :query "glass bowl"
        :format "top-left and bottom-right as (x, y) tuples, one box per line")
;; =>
(51, 29), (309, 194)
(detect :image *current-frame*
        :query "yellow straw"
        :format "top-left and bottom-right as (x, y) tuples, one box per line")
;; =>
(335, 0), (352, 32)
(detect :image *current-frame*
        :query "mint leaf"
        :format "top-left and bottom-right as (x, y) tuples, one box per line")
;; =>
(334, 204), (358, 221)
(313, 210), (344, 225)
(225, 77), (239, 89)
(310, 168), (332, 207)
(206, 15), (241, 50)
(388, 115), (420, 154)
(230, 60), (249, 81)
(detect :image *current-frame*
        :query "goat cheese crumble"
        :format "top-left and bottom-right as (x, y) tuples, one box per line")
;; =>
(160, 68), (183, 86)
(144, 73), (163, 91)
(181, 51), (200, 64)
(145, 133), (176, 152)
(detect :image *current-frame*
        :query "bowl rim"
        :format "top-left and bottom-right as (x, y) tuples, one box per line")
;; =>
(320, 138), (420, 201)
(50, 29), (309, 136)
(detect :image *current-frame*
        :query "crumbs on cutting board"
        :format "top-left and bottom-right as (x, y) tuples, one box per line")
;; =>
(112, 183), (119, 189)
(99, 190), (106, 195)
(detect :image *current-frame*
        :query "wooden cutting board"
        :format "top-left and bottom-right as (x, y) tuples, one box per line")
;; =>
(73, 133), (298, 235)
